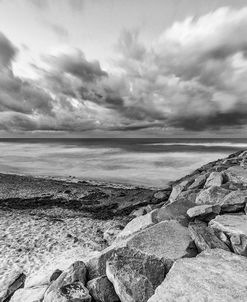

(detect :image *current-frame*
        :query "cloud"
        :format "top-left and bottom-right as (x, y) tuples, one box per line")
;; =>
(0, 32), (17, 68)
(49, 24), (69, 39)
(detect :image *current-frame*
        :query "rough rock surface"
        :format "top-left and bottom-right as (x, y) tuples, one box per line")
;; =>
(126, 221), (197, 269)
(169, 179), (190, 202)
(188, 221), (230, 252)
(209, 214), (247, 256)
(204, 172), (223, 188)
(188, 173), (208, 190)
(106, 247), (165, 302)
(87, 276), (119, 302)
(195, 186), (230, 205)
(147, 249), (247, 302)
(226, 166), (247, 184)
(220, 190), (247, 212)
(0, 270), (26, 302)
(103, 225), (125, 245)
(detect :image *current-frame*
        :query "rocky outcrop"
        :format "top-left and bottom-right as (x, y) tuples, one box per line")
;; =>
(10, 286), (48, 302)
(106, 247), (165, 302)
(147, 249), (247, 302)
(204, 171), (223, 188)
(195, 186), (230, 205)
(0, 270), (26, 302)
(187, 204), (220, 220)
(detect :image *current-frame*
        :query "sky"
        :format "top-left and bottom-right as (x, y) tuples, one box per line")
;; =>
(1, 0), (247, 137)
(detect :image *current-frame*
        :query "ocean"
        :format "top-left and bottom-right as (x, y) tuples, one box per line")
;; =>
(0, 138), (246, 188)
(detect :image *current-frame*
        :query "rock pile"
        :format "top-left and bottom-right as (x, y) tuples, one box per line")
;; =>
(3, 149), (247, 301)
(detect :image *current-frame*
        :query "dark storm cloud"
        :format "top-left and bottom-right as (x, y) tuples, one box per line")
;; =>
(0, 32), (17, 68)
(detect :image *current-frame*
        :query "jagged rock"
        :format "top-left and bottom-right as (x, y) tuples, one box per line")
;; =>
(126, 220), (197, 269)
(87, 276), (119, 302)
(106, 247), (165, 302)
(188, 221), (230, 252)
(130, 205), (153, 217)
(10, 285), (48, 302)
(179, 189), (198, 203)
(187, 204), (220, 220)
(0, 270), (26, 302)
(154, 198), (196, 226)
(60, 282), (91, 301)
(169, 179), (190, 202)
(195, 186), (230, 205)
(209, 214), (247, 256)
(226, 166), (247, 184)
(50, 269), (63, 282)
(147, 249), (247, 302)
(188, 173), (208, 190)
(103, 225), (125, 245)
(116, 211), (156, 241)
(44, 261), (88, 301)
(220, 190), (247, 212)
(204, 171), (223, 188)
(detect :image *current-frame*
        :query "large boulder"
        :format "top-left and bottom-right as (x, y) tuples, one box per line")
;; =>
(10, 285), (48, 302)
(226, 166), (247, 184)
(106, 247), (165, 302)
(44, 261), (88, 301)
(195, 186), (230, 205)
(147, 249), (247, 302)
(154, 198), (196, 226)
(87, 276), (119, 302)
(126, 220), (197, 270)
(220, 190), (247, 212)
(188, 221), (230, 252)
(209, 214), (247, 256)
(0, 270), (26, 302)
(169, 179), (190, 203)
(204, 172), (223, 188)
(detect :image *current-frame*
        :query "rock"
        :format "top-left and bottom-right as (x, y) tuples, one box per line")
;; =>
(44, 261), (88, 301)
(126, 220), (197, 270)
(0, 270), (26, 302)
(154, 198), (196, 226)
(87, 276), (119, 302)
(209, 214), (247, 256)
(204, 172), (223, 188)
(220, 190), (247, 212)
(153, 191), (169, 200)
(50, 269), (63, 282)
(106, 247), (165, 302)
(169, 179), (190, 203)
(226, 166), (247, 184)
(60, 282), (91, 302)
(10, 285), (48, 302)
(179, 189), (199, 203)
(116, 211), (157, 241)
(188, 173), (208, 190)
(130, 205), (153, 217)
(195, 186), (230, 205)
(187, 204), (221, 220)
(188, 221), (230, 252)
(147, 249), (247, 302)
(103, 225), (125, 245)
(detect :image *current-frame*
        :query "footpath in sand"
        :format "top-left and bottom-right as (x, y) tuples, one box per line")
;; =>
(2, 150), (247, 301)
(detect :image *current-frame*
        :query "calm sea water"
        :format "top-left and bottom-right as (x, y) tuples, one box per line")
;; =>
(0, 138), (246, 188)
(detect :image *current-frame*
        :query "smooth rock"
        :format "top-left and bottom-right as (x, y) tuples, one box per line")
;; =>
(10, 285), (48, 302)
(0, 270), (26, 302)
(220, 190), (247, 212)
(126, 220), (197, 269)
(209, 214), (247, 256)
(188, 221), (230, 252)
(188, 173), (208, 190)
(204, 172), (223, 188)
(147, 249), (247, 302)
(87, 276), (119, 302)
(195, 186), (230, 205)
(106, 247), (165, 302)
(187, 204), (221, 219)
(103, 225), (125, 245)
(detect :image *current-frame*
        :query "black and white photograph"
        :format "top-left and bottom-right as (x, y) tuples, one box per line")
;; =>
(0, 0), (247, 301)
